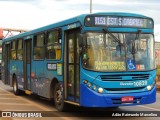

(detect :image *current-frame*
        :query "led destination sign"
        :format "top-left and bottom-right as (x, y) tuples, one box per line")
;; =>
(96, 17), (143, 26)
(85, 16), (153, 28)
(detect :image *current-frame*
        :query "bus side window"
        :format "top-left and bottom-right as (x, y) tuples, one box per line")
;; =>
(33, 34), (45, 60)
(11, 40), (17, 60)
(17, 39), (23, 60)
(46, 30), (61, 60)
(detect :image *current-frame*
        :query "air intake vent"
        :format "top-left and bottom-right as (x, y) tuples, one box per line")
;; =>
(100, 74), (150, 81)
(105, 87), (145, 91)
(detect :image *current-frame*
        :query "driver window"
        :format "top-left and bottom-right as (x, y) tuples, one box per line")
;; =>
(86, 37), (95, 67)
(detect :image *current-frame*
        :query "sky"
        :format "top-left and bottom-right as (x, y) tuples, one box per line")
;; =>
(0, 0), (160, 41)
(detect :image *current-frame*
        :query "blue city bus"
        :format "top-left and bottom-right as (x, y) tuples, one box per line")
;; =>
(2, 12), (156, 111)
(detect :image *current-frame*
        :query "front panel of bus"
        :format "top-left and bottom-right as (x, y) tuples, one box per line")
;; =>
(79, 14), (156, 107)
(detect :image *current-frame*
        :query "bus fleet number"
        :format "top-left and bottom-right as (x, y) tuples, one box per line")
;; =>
(134, 81), (147, 87)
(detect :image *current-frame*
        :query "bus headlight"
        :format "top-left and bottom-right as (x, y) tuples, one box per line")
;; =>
(87, 83), (92, 88)
(98, 87), (104, 93)
(146, 81), (156, 91)
(146, 85), (152, 91)
(92, 85), (97, 91)
(83, 80), (104, 93)
(84, 80), (88, 84)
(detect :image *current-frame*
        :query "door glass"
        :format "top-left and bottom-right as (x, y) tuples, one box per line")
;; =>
(69, 35), (74, 63)
(76, 33), (80, 64)
(26, 41), (31, 63)
(67, 31), (80, 102)
(68, 65), (74, 96)
(5, 45), (10, 84)
(68, 34), (75, 98)
(76, 66), (80, 98)
(76, 33), (80, 99)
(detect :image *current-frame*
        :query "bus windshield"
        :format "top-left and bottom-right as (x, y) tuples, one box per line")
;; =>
(83, 32), (154, 71)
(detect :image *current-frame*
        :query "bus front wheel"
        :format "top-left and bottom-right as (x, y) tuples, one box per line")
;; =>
(54, 83), (68, 111)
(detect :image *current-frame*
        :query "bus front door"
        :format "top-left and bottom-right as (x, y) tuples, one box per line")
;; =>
(24, 39), (31, 91)
(65, 29), (80, 103)
(4, 44), (10, 85)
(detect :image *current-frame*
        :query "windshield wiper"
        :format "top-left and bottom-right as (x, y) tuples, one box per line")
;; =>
(131, 30), (141, 57)
(103, 28), (124, 46)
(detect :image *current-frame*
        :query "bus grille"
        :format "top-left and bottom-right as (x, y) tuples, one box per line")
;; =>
(100, 74), (150, 81)
(112, 97), (141, 104)
(105, 87), (145, 91)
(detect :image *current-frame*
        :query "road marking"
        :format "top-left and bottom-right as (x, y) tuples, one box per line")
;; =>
(0, 103), (30, 105)
(139, 105), (160, 111)
(0, 94), (14, 95)
(0, 98), (20, 99)
(0, 87), (71, 120)
(12, 118), (37, 120)
(0, 87), (53, 111)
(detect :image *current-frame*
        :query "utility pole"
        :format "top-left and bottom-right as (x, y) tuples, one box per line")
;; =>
(90, 0), (92, 14)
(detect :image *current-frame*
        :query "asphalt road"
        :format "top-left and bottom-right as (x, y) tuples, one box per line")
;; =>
(0, 80), (160, 120)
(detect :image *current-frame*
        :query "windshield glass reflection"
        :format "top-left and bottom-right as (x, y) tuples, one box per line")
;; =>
(82, 32), (154, 71)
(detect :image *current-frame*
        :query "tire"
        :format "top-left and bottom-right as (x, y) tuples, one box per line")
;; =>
(13, 76), (21, 95)
(54, 83), (68, 111)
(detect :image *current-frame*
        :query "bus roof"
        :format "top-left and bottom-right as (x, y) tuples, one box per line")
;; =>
(3, 12), (153, 42)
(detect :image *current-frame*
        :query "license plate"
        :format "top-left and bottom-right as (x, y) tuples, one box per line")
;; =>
(121, 96), (134, 102)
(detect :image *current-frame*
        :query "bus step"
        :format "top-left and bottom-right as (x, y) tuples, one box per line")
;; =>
(25, 90), (32, 95)
(64, 101), (80, 106)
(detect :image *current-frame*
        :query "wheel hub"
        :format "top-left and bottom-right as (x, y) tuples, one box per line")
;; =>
(56, 89), (62, 105)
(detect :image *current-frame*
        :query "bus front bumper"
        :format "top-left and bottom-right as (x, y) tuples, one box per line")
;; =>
(80, 84), (156, 107)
